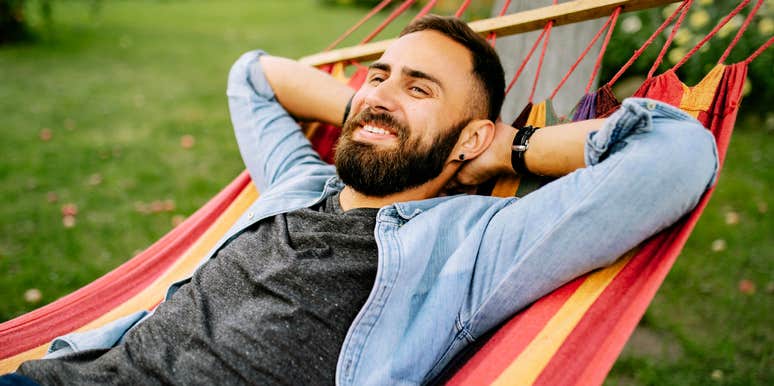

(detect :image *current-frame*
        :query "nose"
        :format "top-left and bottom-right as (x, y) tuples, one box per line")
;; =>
(363, 78), (399, 113)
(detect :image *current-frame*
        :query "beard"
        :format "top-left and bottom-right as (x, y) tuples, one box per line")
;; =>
(334, 108), (467, 197)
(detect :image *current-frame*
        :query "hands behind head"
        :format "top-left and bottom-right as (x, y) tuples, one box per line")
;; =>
(443, 119), (517, 195)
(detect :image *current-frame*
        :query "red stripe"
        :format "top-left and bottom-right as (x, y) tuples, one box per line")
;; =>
(447, 276), (586, 385)
(0, 172), (251, 358)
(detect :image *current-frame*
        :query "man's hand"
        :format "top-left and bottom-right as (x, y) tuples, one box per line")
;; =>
(452, 119), (517, 188)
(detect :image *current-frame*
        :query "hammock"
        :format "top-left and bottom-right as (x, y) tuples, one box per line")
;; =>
(1, 0), (769, 384)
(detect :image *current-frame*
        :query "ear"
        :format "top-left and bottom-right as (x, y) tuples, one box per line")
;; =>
(450, 119), (496, 162)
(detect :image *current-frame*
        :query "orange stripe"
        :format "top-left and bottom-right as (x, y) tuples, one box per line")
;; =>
(447, 277), (586, 385)
(491, 250), (635, 385)
(0, 183), (259, 372)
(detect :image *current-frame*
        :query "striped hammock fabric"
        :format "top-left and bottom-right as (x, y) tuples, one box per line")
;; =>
(2, 0), (768, 381)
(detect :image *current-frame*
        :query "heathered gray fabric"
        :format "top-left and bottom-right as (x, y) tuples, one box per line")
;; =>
(19, 193), (379, 385)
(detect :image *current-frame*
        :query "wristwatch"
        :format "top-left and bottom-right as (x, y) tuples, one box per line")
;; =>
(511, 125), (539, 175)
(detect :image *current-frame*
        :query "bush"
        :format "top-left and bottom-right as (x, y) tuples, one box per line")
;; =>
(601, 2), (773, 114)
(0, 0), (27, 43)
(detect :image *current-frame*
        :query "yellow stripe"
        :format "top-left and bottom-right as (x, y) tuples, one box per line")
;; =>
(526, 101), (547, 127)
(679, 63), (725, 119)
(492, 250), (636, 386)
(0, 182), (259, 372)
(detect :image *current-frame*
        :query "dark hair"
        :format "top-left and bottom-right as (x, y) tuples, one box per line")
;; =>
(400, 15), (505, 122)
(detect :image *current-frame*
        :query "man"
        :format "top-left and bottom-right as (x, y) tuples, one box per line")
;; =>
(6, 15), (716, 385)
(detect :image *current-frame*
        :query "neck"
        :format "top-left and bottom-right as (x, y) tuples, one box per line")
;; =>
(338, 185), (432, 211)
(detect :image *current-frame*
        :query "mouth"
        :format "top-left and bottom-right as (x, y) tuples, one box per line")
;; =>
(353, 122), (399, 143)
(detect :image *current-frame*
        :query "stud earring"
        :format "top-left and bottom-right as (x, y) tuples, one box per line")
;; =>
(459, 154), (465, 161)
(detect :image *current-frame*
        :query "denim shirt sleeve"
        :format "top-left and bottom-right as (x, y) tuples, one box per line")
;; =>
(464, 98), (719, 336)
(226, 50), (329, 193)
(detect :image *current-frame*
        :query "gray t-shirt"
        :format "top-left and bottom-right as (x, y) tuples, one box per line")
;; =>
(19, 193), (379, 385)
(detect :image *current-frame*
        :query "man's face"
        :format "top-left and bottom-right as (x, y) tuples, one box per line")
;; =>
(335, 30), (479, 196)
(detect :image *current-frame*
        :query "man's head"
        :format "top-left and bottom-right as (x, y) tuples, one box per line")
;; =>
(335, 15), (505, 198)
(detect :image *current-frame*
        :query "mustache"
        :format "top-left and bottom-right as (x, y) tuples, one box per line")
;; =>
(345, 108), (409, 139)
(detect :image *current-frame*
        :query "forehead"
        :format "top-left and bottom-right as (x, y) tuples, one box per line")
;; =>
(378, 30), (475, 87)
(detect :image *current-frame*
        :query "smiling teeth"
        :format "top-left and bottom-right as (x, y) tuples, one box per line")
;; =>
(363, 125), (391, 135)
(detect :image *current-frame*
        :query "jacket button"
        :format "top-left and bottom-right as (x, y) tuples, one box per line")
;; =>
(646, 101), (657, 110)
(247, 212), (254, 219)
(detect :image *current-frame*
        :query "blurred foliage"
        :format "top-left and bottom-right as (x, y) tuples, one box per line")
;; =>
(319, 0), (494, 20)
(0, 0), (29, 42)
(0, 0), (103, 44)
(601, 0), (773, 114)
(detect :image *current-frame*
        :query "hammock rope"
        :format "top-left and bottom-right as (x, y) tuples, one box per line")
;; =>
(360, 0), (417, 44)
(505, 24), (550, 95)
(606, 0), (692, 87)
(550, 8), (621, 99)
(487, 0), (513, 46)
(585, 7), (621, 93)
(325, 0), (393, 51)
(412, 0), (438, 20)
(744, 35), (774, 63)
(454, 0), (472, 18)
(672, 0), (752, 70)
(718, 0), (764, 63)
(645, 0), (692, 78)
(529, 20), (554, 101)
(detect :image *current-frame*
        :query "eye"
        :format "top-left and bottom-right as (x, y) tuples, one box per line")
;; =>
(369, 74), (386, 85)
(409, 86), (429, 96)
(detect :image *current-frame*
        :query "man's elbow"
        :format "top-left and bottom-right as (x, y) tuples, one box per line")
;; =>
(649, 118), (719, 214)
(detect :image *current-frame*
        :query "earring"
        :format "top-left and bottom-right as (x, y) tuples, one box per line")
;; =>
(459, 153), (465, 161)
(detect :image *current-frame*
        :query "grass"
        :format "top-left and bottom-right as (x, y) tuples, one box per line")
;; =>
(0, 0), (771, 384)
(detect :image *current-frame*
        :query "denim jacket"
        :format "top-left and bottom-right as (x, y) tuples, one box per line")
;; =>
(44, 50), (718, 385)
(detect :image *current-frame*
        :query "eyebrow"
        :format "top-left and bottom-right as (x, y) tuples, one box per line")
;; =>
(368, 62), (445, 91)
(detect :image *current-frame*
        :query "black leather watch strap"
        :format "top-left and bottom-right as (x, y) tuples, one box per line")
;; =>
(511, 125), (539, 175)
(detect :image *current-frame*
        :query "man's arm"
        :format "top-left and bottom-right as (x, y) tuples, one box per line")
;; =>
(454, 118), (606, 186)
(227, 51), (353, 192)
(461, 99), (719, 337)
(259, 56), (354, 125)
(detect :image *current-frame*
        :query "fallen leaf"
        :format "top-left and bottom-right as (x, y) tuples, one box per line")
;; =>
(724, 211), (739, 225)
(63, 215), (76, 228)
(64, 118), (76, 130)
(46, 192), (59, 203)
(88, 173), (103, 186)
(172, 215), (185, 226)
(738, 279), (756, 295)
(24, 288), (42, 303)
(39, 128), (52, 141)
(711, 369), (723, 381)
(61, 203), (78, 216)
(150, 200), (165, 213)
(162, 199), (176, 212)
(134, 201), (150, 214)
(180, 134), (195, 149)
(711, 239), (726, 252)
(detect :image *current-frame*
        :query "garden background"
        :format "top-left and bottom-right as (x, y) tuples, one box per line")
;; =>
(0, 0), (771, 384)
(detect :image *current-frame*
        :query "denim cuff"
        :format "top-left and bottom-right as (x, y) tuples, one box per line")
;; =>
(585, 97), (699, 166)
(585, 98), (651, 166)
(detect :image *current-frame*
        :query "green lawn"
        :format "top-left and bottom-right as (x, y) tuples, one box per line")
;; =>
(0, 0), (771, 384)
